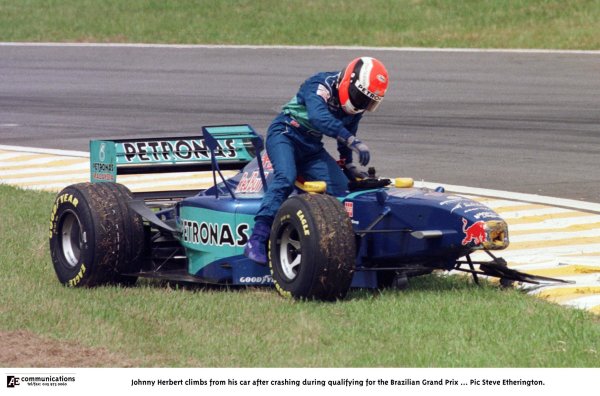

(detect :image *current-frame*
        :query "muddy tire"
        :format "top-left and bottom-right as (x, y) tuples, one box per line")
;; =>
(49, 182), (144, 287)
(269, 194), (355, 301)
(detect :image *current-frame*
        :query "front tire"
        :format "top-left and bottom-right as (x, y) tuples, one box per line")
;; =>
(49, 182), (144, 287)
(269, 194), (355, 301)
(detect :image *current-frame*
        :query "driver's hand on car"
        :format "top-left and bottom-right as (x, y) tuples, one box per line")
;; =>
(345, 163), (369, 180)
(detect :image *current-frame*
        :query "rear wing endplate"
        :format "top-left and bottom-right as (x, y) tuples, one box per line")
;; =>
(89, 125), (263, 189)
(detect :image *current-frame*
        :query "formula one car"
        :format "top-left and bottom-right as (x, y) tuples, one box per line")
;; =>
(49, 125), (568, 300)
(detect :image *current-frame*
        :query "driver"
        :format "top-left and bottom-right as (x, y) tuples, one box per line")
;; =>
(244, 57), (389, 264)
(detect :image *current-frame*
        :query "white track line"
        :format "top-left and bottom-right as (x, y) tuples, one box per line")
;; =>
(545, 274), (600, 286)
(494, 207), (576, 219)
(529, 278), (600, 292)
(0, 145), (89, 158)
(1, 173), (90, 184)
(1, 169), (213, 184)
(18, 176), (216, 191)
(0, 162), (88, 176)
(471, 244), (600, 263)
(552, 257), (600, 266)
(563, 295), (600, 310)
(0, 156), (83, 167)
(1, 42), (599, 55)
(515, 259), (600, 271)
(510, 228), (600, 243)
(508, 216), (600, 232)
(0, 152), (29, 161)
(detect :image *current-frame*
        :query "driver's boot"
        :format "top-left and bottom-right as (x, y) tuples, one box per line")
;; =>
(244, 220), (271, 265)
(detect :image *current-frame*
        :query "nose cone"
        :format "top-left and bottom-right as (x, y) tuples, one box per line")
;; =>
(460, 216), (509, 250)
(482, 220), (510, 250)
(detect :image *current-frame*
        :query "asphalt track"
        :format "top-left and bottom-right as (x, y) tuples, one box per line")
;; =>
(0, 43), (599, 202)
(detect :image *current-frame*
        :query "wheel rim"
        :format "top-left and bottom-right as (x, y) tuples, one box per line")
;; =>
(59, 210), (84, 268)
(278, 223), (302, 281)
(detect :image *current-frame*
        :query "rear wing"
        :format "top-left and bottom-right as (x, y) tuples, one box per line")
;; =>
(89, 124), (264, 195)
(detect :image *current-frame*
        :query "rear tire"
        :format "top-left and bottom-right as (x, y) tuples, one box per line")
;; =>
(269, 194), (355, 301)
(49, 182), (144, 287)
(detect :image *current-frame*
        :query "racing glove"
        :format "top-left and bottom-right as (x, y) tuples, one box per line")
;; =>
(344, 163), (369, 180)
(345, 136), (370, 166)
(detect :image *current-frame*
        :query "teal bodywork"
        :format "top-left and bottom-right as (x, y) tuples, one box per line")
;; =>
(179, 205), (254, 275)
(89, 125), (258, 183)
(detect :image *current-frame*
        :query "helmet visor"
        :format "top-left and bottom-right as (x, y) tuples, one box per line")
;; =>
(349, 80), (383, 112)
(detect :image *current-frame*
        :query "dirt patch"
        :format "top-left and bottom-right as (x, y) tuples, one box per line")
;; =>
(0, 330), (137, 367)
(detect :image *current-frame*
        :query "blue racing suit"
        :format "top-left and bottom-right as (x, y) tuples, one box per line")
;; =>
(255, 71), (364, 224)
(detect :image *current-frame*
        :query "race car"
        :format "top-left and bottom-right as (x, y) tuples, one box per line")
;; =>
(48, 124), (568, 300)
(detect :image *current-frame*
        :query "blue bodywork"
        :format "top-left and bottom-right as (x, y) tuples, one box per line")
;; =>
(156, 127), (508, 289)
(90, 124), (509, 289)
(172, 170), (505, 288)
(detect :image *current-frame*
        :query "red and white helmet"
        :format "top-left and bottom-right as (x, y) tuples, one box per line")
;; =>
(338, 57), (389, 114)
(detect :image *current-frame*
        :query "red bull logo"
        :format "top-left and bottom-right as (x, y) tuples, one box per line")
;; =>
(461, 218), (487, 246)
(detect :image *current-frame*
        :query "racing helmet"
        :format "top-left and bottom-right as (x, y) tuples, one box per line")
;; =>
(338, 57), (389, 114)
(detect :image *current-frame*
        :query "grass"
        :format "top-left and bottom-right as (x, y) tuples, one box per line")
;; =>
(0, 0), (599, 49)
(1, 183), (599, 367)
